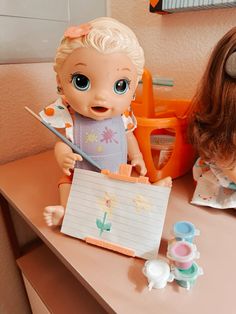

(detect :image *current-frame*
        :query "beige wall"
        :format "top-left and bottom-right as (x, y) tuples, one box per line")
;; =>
(0, 63), (57, 165)
(108, 0), (236, 100)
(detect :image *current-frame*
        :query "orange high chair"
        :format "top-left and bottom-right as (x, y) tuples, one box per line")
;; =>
(132, 69), (196, 182)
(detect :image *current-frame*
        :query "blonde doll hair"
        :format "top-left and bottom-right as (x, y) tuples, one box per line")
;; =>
(54, 17), (145, 81)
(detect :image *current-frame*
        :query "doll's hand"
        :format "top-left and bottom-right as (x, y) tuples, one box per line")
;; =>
(131, 155), (147, 176)
(60, 153), (83, 176)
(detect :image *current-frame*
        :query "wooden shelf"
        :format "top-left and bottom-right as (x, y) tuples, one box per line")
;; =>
(17, 244), (106, 314)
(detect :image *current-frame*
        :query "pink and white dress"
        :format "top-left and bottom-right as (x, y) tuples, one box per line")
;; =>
(191, 157), (236, 209)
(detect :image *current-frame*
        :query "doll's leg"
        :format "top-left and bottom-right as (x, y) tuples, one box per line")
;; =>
(44, 206), (64, 227)
(153, 176), (172, 188)
(43, 183), (71, 226)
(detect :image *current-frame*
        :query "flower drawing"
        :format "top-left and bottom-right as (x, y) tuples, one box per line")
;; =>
(96, 192), (116, 236)
(133, 195), (151, 212)
(85, 131), (98, 143)
(100, 127), (118, 144)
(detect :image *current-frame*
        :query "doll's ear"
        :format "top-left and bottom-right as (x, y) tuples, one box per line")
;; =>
(56, 75), (64, 94)
(225, 51), (236, 78)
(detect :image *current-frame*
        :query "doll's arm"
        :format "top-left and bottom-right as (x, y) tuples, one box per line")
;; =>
(126, 132), (147, 176)
(54, 141), (82, 176)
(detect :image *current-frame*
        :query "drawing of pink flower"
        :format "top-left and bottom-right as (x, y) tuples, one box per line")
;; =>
(100, 127), (118, 144)
(96, 192), (116, 236)
(99, 192), (116, 215)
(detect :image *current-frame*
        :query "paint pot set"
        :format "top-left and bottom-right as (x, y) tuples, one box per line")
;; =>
(142, 221), (203, 291)
(168, 221), (203, 290)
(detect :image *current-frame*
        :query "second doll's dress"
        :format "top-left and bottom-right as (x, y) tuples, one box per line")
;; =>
(191, 157), (236, 209)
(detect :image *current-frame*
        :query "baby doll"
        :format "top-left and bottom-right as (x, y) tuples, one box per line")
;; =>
(188, 27), (236, 209)
(41, 17), (171, 226)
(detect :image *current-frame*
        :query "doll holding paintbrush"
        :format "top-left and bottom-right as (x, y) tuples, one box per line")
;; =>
(39, 17), (171, 226)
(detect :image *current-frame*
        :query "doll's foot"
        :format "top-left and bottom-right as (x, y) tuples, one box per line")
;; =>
(43, 206), (65, 226)
(153, 176), (172, 188)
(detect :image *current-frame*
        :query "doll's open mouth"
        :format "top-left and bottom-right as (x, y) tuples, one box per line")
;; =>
(91, 106), (109, 113)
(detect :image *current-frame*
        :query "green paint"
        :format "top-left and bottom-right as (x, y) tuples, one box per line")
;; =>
(96, 212), (111, 236)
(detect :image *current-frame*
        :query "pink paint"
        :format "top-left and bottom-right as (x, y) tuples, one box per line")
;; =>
(173, 243), (191, 258)
(167, 241), (199, 270)
(171, 242), (193, 269)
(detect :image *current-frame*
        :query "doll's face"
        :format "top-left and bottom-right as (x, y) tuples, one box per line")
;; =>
(57, 47), (138, 120)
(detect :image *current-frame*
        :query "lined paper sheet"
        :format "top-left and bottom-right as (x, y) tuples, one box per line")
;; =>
(61, 169), (171, 260)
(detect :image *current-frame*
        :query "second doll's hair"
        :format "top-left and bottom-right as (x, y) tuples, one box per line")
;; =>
(54, 17), (145, 81)
(188, 27), (236, 168)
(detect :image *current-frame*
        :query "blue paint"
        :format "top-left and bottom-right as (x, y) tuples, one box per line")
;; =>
(173, 221), (197, 242)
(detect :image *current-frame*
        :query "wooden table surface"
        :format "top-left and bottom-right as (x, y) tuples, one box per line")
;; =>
(1, 150), (236, 314)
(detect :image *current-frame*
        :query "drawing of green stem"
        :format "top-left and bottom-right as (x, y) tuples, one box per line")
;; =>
(96, 211), (111, 236)
(100, 212), (107, 236)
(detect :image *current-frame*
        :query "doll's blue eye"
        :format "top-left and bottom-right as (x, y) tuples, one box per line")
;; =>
(114, 79), (130, 95)
(72, 74), (90, 91)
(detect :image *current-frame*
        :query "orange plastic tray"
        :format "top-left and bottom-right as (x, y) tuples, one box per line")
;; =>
(132, 69), (196, 182)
